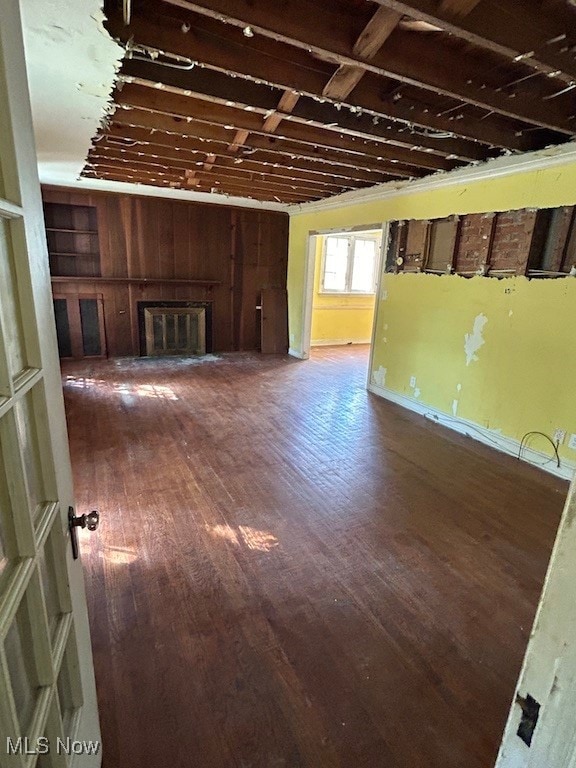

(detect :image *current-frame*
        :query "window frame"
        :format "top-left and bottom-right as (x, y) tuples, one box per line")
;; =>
(320, 232), (381, 295)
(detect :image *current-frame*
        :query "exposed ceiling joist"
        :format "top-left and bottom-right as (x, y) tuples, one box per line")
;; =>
(371, 0), (576, 82)
(323, 6), (402, 101)
(100, 124), (405, 183)
(85, 0), (576, 203)
(228, 128), (249, 153)
(156, 0), (576, 133)
(107, 10), (560, 151)
(121, 59), (490, 161)
(87, 153), (346, 195)
(84, 164), (322, 201)
(262, 88), (300, 132)
(106, 117), (419, 178)
(115, 82), (463, 171)
(88, 145), (364, 190)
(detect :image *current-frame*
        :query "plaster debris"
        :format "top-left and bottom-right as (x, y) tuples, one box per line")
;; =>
(464, 313), (488, 366)
(456, 383), (462, 392)
(372, 366), (387, 387)
(509, 309), (514, 317)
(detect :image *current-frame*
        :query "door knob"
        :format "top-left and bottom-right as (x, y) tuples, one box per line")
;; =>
(68, 507), (100, 559)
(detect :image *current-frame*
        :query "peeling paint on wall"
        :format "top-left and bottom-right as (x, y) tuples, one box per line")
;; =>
(464, 313), (488, 366)
(372, 366), (387, 387)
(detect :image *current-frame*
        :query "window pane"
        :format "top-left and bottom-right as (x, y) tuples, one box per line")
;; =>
(323, 237), (349, 291)
(351, 239), (377, 292)
(5, 597), (41, 732)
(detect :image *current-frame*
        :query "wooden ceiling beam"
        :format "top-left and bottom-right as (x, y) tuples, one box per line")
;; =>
(152, 0), (575, 133)
(100, 124), (405, 183)
(371, 0), (576, 83)
(438, 0), (482, 17)
(86, 149), (360, 194)
(121, 59), (490, 161)
(83, 164), (321, 202)
(323, 6), (402, 101)
(90, 142), (368, 189)
(115, 83), (460, 172)
(354, 6), (404, 59)
(203, 152), (216, 171)
(107, 116), (421, 179)
(107, 11), (554, 151)
(228, 129), (249, 153)
(262, 89), (301, 132)
(89, 160), (341, 198)
(83, 170), (309, 203)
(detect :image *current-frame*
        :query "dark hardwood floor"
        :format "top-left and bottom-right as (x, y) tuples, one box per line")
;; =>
(62, 346), (567, 768)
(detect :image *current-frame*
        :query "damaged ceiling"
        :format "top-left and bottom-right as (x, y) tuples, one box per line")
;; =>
(82, 0), (576, 204)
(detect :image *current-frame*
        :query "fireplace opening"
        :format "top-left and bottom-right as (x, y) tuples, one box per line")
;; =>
(137, 301), (213, 357)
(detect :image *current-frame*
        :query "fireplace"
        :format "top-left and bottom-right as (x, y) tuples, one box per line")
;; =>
(137, 301), (212, 356)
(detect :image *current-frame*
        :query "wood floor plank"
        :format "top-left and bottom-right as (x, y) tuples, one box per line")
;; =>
(62, 346), (567, 768)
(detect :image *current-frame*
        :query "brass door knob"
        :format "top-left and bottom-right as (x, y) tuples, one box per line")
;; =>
(68, 507), (100, 559)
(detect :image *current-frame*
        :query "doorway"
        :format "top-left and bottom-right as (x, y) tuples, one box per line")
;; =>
(301, 224), (386, 375)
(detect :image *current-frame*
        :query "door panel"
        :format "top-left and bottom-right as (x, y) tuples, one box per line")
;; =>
(78, 301), (101, 357)
(52, 301), (72, 360)
(0, 4), (101, 767)
(260, 288), (288, 354)
(52, 296), (106, 360)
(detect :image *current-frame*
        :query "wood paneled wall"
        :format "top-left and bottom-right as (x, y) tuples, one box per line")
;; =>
(42, 187), (289, 356)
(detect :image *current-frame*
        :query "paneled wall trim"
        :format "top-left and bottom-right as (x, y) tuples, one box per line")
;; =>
(42, 186), (289, 357)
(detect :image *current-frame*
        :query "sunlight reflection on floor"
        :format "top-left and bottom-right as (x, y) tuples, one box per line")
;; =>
(206, 522), (279, 552)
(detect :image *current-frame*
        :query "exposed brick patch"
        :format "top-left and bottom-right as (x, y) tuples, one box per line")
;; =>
(454, 213), (495, 273)
(489, 210), (537, 274)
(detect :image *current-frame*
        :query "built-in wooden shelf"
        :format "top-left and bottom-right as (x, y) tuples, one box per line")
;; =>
(50, 276), (222, 286)
(46, 227), (98, 234)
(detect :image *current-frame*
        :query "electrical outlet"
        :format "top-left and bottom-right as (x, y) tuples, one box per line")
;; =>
(409, 376), (416, 388)
(554, 429), (566, 445)
(569, 434), (576, 451)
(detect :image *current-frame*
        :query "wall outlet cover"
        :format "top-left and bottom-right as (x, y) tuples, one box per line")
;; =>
(569, 434), (576, 451)
(410, 376), (417, 388)
(554, 429), (566, 445)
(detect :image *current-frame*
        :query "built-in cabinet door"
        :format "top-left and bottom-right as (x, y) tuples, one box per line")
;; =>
(52, 296), (106, 360)
(0, 2), (102, 765)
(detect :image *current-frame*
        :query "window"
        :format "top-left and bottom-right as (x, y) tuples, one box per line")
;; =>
(321, 233), (380, 294)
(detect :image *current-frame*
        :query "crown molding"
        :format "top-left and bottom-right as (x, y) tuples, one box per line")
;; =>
(287, 141), (576, 216)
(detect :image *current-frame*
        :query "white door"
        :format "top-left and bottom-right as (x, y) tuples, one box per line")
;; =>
(495, 474), (576, 768)
(0, 3), (101, 767)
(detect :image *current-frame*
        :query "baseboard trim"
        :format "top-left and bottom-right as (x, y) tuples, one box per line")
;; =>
(368, 383), (575, 482)
(288, 347), (309, 359)
(311, 339), (372, 347)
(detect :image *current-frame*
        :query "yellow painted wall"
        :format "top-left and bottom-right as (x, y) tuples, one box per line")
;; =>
(287, 155), (576, 468)
(371, 273), (576, 464)
(311, 235), (376, 346)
